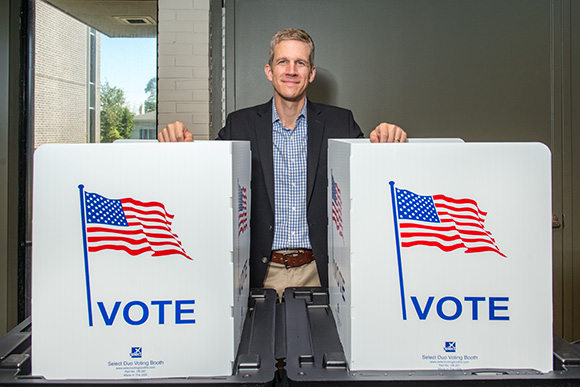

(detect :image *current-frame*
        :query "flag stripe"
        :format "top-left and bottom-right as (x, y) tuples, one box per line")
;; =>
(122, 207), (174, 220)
(401, 240), (467, 252)
(466, 246), (506, 256)
(332, 175), (344, 240)
(88, 222), (176, 235)
(88, 244), (190, 258)
(84, 190), (192, 260)
(238, 183), (248, 235)
(400, 224), (495, 238)
(87, 228), (189, 255)
(401, 232), (499, 246)
(125, 217), (172, 229)
(395, 187), (505, 257)
(433, 194), (487, 216)
(436, 208), (482, 222)
(121, 198), (174, 218)
(87, 235), (184, 249)
(439, 217), (486, 228)
(89, 245), (153, 256)
(88, 237), (191, 258)
(127, 219), (184, 242)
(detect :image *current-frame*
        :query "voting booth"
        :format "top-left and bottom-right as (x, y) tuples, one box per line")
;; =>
(328, 139), (553, 373)
(31, 142), (251, 379)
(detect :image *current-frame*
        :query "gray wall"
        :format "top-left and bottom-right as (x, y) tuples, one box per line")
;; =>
(566, 0), (580, 344)
(229, 0), (553, 142)
(226, 0), (578, 340)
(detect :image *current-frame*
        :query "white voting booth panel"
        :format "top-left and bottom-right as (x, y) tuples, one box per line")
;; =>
(328, 139), (552, 373)
(32, 142), (251, 379)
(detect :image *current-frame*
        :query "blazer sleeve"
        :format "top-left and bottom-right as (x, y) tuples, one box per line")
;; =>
(216, 114), (232, 140)
(348, 110), (365, 139)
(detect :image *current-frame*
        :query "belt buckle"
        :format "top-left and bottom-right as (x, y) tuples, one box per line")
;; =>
(281, 249), (303, 268)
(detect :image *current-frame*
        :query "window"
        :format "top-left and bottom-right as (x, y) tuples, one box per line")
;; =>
(34, 0), (157, 147)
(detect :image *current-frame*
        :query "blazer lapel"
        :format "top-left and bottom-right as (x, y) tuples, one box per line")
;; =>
(255, 101), (275, 213)
(307, 101), (325, 207)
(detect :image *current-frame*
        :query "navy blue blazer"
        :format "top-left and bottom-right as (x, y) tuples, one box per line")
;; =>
(217, 99), (364, 288)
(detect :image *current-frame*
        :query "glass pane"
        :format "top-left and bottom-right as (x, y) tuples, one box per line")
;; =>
(100, 36), (157, 143)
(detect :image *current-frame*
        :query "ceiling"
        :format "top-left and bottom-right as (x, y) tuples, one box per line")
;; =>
(42, 0), (157, 38)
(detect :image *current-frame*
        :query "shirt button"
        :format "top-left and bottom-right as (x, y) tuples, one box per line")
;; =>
(262, 257), (268, 264)
(268, 225), (273, 231)
(291, 231), (295, 235)
(292, 207), (296, 211)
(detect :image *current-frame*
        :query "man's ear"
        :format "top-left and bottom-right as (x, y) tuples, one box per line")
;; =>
(309, 65), (316, 83)
(265, 64), (273, 82)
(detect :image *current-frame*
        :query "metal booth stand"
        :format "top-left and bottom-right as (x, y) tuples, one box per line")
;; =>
(0, 289), (277, 387)
(278, 287), (580, 387)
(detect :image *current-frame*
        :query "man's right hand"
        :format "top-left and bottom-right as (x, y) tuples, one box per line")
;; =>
(158, 121), (194, 142)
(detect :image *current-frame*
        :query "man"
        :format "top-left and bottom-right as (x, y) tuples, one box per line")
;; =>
(159, 29), (407, 297)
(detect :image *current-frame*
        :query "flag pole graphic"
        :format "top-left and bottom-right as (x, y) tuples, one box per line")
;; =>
(78, 184), (94, 327)
(389, 181), (407, 320)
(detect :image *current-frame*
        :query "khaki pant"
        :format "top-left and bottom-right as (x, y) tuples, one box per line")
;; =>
(263, 260), (321, 300)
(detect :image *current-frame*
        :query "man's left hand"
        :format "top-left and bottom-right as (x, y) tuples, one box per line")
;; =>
(369, 123), (407, 143)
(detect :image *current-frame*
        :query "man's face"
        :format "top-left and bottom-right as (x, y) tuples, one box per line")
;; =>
(265, 39), (316, 103)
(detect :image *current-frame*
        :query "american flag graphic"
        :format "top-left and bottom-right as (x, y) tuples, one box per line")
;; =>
(238, 182), (248, 236)
(331, 174), (344, 240)
(83, 191), (191, 260)
(394, 187), (505, 257)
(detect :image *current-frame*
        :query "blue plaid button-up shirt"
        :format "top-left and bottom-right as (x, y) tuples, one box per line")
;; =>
(271, 99), (311, 250)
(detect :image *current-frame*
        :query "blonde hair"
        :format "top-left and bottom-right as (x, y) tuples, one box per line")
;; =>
(268, 28), (315, 68)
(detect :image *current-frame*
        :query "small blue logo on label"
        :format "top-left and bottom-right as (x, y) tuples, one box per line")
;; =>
(444, 342), (456, 352)
(130, 347), (142, 358)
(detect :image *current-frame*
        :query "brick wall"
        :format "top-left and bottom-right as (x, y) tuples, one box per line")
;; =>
(34, 0), (95, 148)
(158, 0), (211, 140)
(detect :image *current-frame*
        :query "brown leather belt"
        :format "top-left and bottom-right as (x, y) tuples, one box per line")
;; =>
(270, 249), (315, 268)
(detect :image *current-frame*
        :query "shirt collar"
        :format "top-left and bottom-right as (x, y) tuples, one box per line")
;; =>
(272, 98), (308, 125)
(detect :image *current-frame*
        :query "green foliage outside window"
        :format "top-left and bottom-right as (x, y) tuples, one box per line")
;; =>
(144, 77), (157, 113)
(100, 82), (135, 143)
